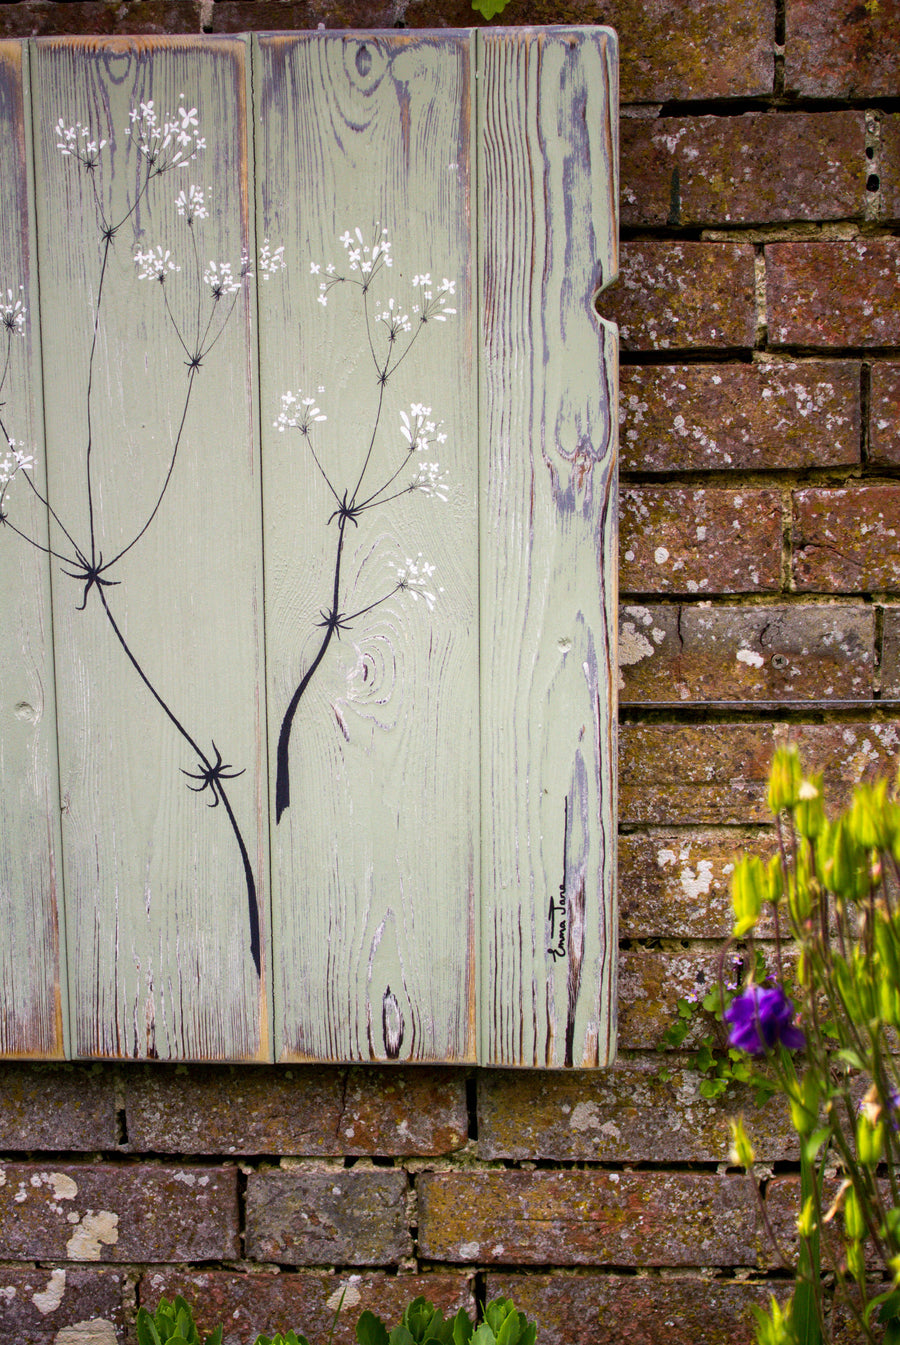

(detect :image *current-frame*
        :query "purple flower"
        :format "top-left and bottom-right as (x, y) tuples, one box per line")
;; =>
(724, 984), (806, 1056)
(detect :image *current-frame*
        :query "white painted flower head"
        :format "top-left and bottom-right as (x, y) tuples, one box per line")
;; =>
(55, 117), (108, 169)
(274, 389), (327, 435)
(123, 101), (205, 172)
(174, 184), (208, 222)
(390, 553), (444, 611)
(203, 261), (241, 298)
(410, 460), (450, 502)
(399, 404), (447, 454)
(0, 287), (26, 335)
(0, 440), (35, 500)
(376, 297), (412, 339)
(134, 246), (180, 282)
(412, 273), (457, 323)
(338, 225), (393, 277)
(259, 239), (286, 280)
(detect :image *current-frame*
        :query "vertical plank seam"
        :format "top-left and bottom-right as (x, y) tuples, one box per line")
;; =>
(23, 36), (73, 1060)
(472, 25), (484, 1067)
(246, 31), (276, 1063)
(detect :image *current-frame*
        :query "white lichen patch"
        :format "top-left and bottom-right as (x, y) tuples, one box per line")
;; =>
(736, 648), (765, 668)
(54, 1321), (118, 1345)
(172, 1171), (209, 1187)
(327, 1277), (361, 1311)
(0, 1286), (16, 1304)
(32, 1269), (66, 1315)
(459, 1241), (480, 1257)
(65, 1211), (119, 1262)
(569, 1100), (600, 1132)
(619, 621), (655, 667)
(680, 859), (715, 901)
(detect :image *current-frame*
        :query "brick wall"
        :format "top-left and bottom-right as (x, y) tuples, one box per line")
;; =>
(0, 0), (898, 1341)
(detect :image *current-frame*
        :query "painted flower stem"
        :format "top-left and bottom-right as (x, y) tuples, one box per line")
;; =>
(275, 513), (348, 822)
(98, 584), (261, 975)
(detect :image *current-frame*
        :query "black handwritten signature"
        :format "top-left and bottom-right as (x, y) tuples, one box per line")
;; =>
(547, 795), (568, 961)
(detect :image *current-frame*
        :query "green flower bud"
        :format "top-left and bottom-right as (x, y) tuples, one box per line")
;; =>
(732, 856), (764, 937)
(768, 746), (802, 816)
(729, 1116), (756, 1169)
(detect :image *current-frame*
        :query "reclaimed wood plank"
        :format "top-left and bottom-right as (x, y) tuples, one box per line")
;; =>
(0, 40), (68, 1057)
(29, 36), (270, 1059)
(255, 33), (479, 1062)
(477, 28), (618, 1067)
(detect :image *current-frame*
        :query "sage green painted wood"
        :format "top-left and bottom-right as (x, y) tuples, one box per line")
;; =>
(0, 41), (68, 1057)
(255, 33), (479, 1062)
(29, 37), (270, 1059)
(477, 29), (619, 1067)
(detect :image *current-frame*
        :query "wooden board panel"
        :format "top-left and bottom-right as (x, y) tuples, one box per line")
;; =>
(255, 33), (479, 1062)
(0, 41), (68, 1057)
(29, 37), (270, 1059)
(477, 28), (618, 1067)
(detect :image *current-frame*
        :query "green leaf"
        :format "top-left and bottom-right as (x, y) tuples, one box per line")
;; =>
(802, 1129), (830, 1165)
(451, 1307), (474, 1345)
(470, 0), (511, 18)
(136, 1309), (164, 1345)
(357, 1311), (391, 1345)
(699, 1077), (729, 1099)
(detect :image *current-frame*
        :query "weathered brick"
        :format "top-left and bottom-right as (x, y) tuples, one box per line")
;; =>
(883, 115), (900, 224)
(477, 1058), (796, 1164)
(126, 1064), (466, 1156)
(620, 488), (782, 595)
(785, 0), (900, 98)
(246, 1166), (411, 1265)
(869, 361), (900, 465)
(418, 1170), (765, 1267)
(139, 1271), (474, 1345)
(767, 241), (900, 348)
(620, 722), (900, 826)
(622, 112), (867, 228)
(400, 0), (772, 102)
(793, 486), (900, 592)
(620, 361), (860, 472)
(0, 1162), (238, 1262)
(211, 0), (398, 27)
(881, 607), (900, 696)
(485, 1274), (790, 1345)
(619, 828), (777, 940)
(619, 948), (739, 1051)
(0, 1065), (117, 1152)
(0, 1), (201, 36)
(619, 602), (874, 702)
(0, 1268), (127, 1343)
(600, 243), (757, 352)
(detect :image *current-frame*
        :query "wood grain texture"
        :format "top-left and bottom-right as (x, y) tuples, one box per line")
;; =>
(255, 33), (479, 1063)
(0, 41), (68, 1057)
(29, 37), (270, 1059)
(477, 28), (618, 1067)
(0, 30), (618, 1065)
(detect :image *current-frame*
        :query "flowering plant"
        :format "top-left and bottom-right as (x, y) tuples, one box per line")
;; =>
(723, 747), (900, 1345)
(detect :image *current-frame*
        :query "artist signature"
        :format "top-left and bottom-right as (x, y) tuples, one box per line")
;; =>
(547, 796), (568, 961)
